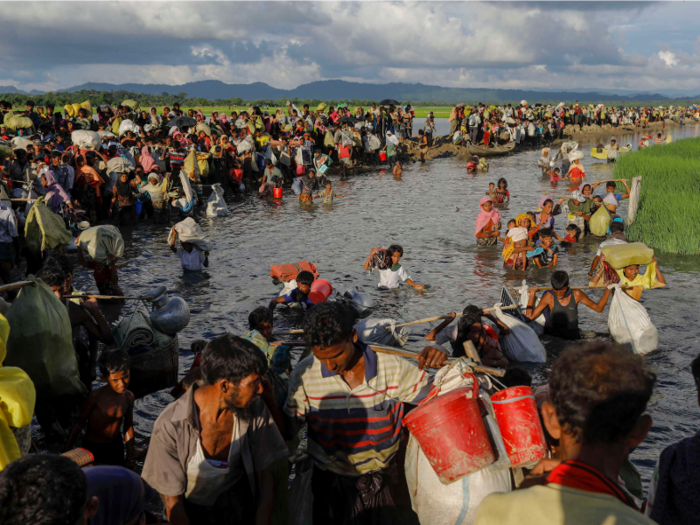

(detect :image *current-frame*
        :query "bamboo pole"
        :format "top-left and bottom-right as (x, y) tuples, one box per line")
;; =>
(391, 305), (520, 330)
(0, 281), (34, 293)
(369, 344), (506, 377)
(273, 329), (304, 336)
(63, 294), (142, 300)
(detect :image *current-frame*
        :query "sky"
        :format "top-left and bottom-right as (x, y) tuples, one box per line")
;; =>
(0, 1), (698, 94)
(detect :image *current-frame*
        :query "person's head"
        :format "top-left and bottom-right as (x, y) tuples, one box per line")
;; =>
(539, 228), (554, 247)
(264, 159), (272, 169)
(296, 270), (315, 295)
(541, 199), (553, 214)
(622, 264), (640, 281)
(489, 182), (495, 190)
(180, 241), (193, 253)
(37, 264), (67, 299)
(497, 178), (507, 189)
(541, 342), (655, 458)
(550, 270), (570, 298)
(581, 183), (592, 197)
(98, 350), (131, 394)
(0, 454), (98, 525)
(45, 251), (74, 295)
(452, 312), (484, 354)
(606, 181), (617, 193)
(501, 367), (533, 388)
(325, 181), (332, 190)
(481, 199), (493, 213)
(200, 334), (267, 420)
(507, 219), (516, 230)
(248, 306), (273, 340)
(119, 172), (128, 184)
(565, 224), (581, 241)
(517, 213), (531, 229)
(609, 221), (624, 235)
(303, 302), (359, 374)
(388, 244), (404, 265)
(50, 150), (62, 166)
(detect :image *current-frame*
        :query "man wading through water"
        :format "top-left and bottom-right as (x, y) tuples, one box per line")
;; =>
(283, 302), (448, 524)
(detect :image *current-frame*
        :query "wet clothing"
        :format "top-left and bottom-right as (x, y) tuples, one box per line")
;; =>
(280, 287), (314, 310)
(543, 289), (580, 339)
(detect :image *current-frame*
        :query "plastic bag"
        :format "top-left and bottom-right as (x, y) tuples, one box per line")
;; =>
(236, 136), (254, 154)
(197, 153), (210, 178)
(71, 130), (101, 151)
(289, 457), (314, 525)
(4, 277), (86, 398)
(183, 150), (201, 182)
(24, 197), (72, 254)
(121, 99), (140, 111)
(601, 242), (654, 270)
(492, 305), (546, 363)
(589, 206), (611, 237)
(195, 122), (211, 137)
(607, 287), (658, 355)
(77, 225), (124, 263)
(353, 317), (408, 347)
(106, 156), (135, 175)
(168, 218), (213, 252)
(291, 179), (302, 195)
(205, 183), (228, 217)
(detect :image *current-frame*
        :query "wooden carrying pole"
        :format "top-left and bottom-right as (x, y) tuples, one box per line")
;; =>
(0, 281), (34, 293)
(62, 294), (142, 300)
(369, 343), (506, 377)
(391, 305), (520, 329)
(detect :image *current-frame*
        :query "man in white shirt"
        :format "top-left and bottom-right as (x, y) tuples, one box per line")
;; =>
(169, 231), (210, 272)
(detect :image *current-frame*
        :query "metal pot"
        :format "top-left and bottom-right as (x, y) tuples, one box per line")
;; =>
(145, 286), (190, 335)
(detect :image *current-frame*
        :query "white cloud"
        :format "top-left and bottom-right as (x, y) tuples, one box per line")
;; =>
(658, 51), (679, 67)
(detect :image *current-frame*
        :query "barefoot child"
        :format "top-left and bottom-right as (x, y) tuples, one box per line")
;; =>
(392, 161), (402, 178)
(65, 350), (138, 466)
(528, 228), (559, 268)
(486, 182), (497, 200)
(503, 222), (529, 270)
(563, 224), (581, 243)
(495, 178), (510, 204)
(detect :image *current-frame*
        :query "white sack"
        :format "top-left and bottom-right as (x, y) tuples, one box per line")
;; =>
(77, 225), (124, 263)
(118, 119), (140, 137)
(607, 287), (658, 355)
(518, 280), (545, 336)
(71, 130), (101, 151)
(353, 317), (408, 347)
(168, 217), (212, 252)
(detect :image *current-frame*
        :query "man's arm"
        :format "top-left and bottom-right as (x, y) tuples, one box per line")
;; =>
(575, 288), (612, 313)
(78, 298), (114, 344)
(123, 392), (136, 456)
(64, 391), (97, 451)
(163, 495), (190, 525)
(526, 288), (552, 320)
(255, 468), (274, 525)
(425, 313), (456, 342)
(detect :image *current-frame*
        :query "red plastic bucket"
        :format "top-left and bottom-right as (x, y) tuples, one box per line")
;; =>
(491, 386), (547, 467)
(308, 279), (333, 304)
(379, 152), (387, 162)
(273, 187), (283, 199)
(403, 378), (494, 484)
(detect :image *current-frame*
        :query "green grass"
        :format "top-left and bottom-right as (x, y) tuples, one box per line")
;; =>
(614, 138), (700, 255)
(152, 105), (453, 119)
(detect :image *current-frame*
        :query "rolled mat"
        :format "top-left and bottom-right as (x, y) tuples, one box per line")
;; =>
(113, 311), (154, 350)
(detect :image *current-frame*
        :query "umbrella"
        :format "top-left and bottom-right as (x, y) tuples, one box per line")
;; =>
(535, 103), (542, 107)
(166, 116), (197, 129)
(380, 99), (399, 106)
(456, 102), (466, 109)
(338, 116), (357, 124)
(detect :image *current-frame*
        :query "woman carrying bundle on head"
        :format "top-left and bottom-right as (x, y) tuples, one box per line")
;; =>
(475, 196), (501, 246)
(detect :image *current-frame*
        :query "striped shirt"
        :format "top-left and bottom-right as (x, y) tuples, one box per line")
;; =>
(284, 342), (431, 476)
(169, 150), (186, 168)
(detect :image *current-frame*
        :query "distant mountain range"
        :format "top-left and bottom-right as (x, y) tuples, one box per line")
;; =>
(2, 79), (698, 103)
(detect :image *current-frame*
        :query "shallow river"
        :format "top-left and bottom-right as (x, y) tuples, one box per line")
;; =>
(72, 121), (700, 487)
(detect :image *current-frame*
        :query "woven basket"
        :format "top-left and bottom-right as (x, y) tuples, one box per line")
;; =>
(62, 447), (94, 467)
(129, 334), (180, 399)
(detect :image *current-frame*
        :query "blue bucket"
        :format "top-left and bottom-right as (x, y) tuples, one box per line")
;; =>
(135, 200), (143, 215)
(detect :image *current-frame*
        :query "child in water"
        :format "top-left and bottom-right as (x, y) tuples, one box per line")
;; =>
(269, 270), (316, 311)
(502, 223), (529, 270)
(364, 244), (425, 290)
(65, 350), (139, 466)
(494, 178), (510, 204)
(486, 182), (497, 200)
(169, 231), (209, 272)
(315, 181), (344, 204)
(563, 224), (581, 243)
(549, 167), (563, 184)
(528, 228), (559, 268)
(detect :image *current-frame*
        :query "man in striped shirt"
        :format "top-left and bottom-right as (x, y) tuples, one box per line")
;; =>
(284, 302), (447, 524)
(168, 141), (186, 180)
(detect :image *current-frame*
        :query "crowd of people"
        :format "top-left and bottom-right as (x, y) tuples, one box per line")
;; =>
(0, 95), (695, 525)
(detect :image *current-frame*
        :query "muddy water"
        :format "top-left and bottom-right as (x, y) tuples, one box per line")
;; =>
(71, 122), (700, 486)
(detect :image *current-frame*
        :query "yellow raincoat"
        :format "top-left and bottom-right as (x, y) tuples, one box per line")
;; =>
(0, 313), (36, 470)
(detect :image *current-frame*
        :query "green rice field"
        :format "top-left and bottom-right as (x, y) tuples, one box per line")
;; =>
(614, 137), (700, 255)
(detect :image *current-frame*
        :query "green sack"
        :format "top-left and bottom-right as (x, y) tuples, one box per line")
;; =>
(24, 197), (73, 254)
(589, 205), (611, 237)
(111, 116), (123, 136)
(121, 99), (140, 111)
(601, 242), (654, 270)
(4, 276), (86, 398)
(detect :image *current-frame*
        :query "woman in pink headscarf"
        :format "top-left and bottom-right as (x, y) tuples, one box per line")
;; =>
(140, 146), (156, 173)
(475, 196), (502, 246)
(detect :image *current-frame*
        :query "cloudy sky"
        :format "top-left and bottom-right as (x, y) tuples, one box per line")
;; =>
(0, 1), (697, 94)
